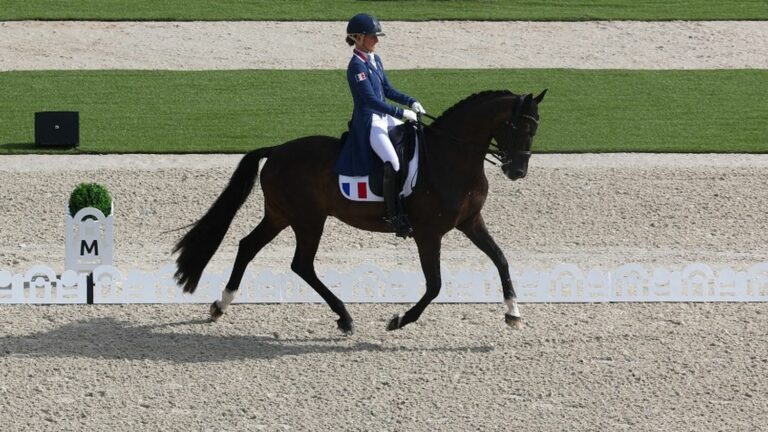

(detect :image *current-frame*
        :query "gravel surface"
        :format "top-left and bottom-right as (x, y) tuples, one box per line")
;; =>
(3, 303), (767, 431)
(1, 20), (767, 432)
(2, 20), (767, 71)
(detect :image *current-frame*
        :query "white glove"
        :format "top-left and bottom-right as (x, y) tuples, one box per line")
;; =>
(402, 109), (418, 122)
(411, 101), (426, 114)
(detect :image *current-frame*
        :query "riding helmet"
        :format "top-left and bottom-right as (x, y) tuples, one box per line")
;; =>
(346, 13), (385, 36)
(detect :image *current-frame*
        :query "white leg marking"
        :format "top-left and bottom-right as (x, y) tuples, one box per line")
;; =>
(218, 290), (235, 311)
(505, 298), (520, 318)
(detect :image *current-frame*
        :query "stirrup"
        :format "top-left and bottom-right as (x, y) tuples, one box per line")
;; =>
(386, 214), (413, 239)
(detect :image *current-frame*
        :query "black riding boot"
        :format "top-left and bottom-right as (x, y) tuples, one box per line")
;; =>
(383, 162), (412, 238)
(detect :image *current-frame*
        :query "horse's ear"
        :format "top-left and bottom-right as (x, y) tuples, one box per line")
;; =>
(534, 89), (547, 103)
(522, 93), (533, 107)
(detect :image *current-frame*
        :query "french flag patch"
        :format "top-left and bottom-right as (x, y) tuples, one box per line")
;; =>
(338, 176), (383, 202)
(341, 181), (368, 199)
(355, 72), (367, 82)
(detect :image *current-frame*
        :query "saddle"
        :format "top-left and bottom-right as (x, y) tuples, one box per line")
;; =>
(338, 123), (420, 202)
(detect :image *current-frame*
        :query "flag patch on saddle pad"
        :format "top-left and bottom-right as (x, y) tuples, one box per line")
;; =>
(355, 72), (367, 82)
(339, 177), (381, 201)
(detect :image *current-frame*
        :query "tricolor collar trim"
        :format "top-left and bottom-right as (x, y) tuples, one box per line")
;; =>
(353, 49), (370, 62)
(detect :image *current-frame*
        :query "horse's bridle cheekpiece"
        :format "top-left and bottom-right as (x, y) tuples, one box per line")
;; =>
(488, 97), (538, 168)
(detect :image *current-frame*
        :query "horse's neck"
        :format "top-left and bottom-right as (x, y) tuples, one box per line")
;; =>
(429, 98), (507, 162)
(423, 118), (491, 188)
(416, 95), (512, 202)
(441, 96), (510, 145)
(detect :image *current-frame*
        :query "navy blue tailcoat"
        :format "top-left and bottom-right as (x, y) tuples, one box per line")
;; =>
(334, 50), (415, 176)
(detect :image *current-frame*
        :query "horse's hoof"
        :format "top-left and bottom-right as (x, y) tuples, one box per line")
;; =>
(386, 314), (402, 331)
(337, 318), (354, 335)
(210, 301), (224, 322)
(505, 313), (523, 330)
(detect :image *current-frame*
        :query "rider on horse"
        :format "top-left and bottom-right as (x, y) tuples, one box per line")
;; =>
(334, 13), (426, 238)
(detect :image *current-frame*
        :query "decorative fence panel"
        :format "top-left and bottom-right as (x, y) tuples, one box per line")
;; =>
(2, 263), (767, 304)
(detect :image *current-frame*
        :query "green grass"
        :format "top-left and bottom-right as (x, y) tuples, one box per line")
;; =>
(2, 0), (767, 21)
(1, 69), (765, 154)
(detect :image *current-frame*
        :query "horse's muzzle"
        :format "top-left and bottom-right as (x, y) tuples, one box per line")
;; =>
(503, 165), (528, 180)
(501, 159), (528, 180)
(501, 153), (530, 180)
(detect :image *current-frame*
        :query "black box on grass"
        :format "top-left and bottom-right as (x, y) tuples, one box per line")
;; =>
(35, 111), (79, 147)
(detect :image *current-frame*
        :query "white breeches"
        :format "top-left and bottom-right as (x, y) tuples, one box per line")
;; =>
(370, 113), (403, 172)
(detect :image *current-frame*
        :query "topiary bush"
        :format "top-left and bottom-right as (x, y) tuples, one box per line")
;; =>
(68, 183), (112, 217)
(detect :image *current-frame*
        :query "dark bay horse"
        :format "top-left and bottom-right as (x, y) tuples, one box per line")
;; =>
(174, 89), (546, 333)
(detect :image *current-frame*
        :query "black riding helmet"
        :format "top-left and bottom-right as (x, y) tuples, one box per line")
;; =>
(346, 13), (385, 36)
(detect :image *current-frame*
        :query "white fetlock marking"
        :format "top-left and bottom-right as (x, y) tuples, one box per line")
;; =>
(218, 290), (235, 312)
(505, 298), (520, 318)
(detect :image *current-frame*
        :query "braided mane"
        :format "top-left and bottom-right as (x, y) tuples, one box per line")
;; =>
(431, 90), (516, 127)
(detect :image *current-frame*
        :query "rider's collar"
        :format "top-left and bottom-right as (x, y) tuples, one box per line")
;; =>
(353, 49), (371, 62)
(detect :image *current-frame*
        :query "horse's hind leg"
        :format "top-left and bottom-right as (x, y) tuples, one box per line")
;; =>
(388, 234), (442, 330)
(290, 218), (354, 334)
(210, 215), (286, 321)
(458, 214), (522, 329)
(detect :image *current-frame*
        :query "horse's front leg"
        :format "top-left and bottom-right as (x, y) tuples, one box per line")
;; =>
(458, 214), (522, 329)
(387, 234), (442, 330)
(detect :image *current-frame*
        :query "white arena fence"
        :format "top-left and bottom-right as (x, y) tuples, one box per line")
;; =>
(1, 263), (768, 304)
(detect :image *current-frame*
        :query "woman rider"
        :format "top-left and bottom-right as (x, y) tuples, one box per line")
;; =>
(333, 13), (426, 238)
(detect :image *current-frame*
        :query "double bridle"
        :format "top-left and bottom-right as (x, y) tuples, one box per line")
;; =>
(487, 114), (538, 167)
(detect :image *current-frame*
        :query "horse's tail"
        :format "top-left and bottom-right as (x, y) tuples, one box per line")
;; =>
(173, 147), (273, 293)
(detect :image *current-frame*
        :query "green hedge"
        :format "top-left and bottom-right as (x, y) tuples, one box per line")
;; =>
(69, 183), (112, 217)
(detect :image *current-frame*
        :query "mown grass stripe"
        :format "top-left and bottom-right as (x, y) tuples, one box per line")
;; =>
(1, 69), (765, 154)
(2, 0), (767, 21)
